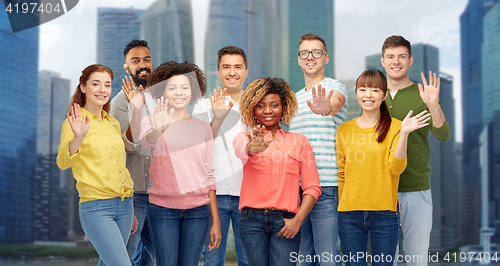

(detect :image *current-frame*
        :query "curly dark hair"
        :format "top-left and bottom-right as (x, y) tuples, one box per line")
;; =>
(148, 61), (206, 103)
(123, 39), (150, 58)
(239, 77), (297, 130)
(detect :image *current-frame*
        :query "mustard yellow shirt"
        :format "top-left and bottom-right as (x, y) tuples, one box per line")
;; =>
(336, 118), (407, 212)
(57, 107), (134, 203)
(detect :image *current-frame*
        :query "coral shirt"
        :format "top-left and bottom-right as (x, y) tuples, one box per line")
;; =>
(233, 129), (321, 214)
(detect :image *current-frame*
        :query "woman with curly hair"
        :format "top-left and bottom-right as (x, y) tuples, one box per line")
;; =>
(233, 77), (321, 266)
(57, 64), (137, 266)
(139, 61), (221, 265)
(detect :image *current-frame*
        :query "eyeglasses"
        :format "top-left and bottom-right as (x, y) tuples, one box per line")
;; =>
(298, 49), (327, 59)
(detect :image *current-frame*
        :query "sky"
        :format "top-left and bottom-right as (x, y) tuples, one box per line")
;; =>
(38, 0), (468, 141)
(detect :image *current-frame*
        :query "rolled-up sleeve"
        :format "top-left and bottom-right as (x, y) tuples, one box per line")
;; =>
(56, 119), (80, 170)
(140, 114), (157, 149)
(233, 131), (249, 161)
(387, 130), (407, 176)
(299, 135), (321, 200)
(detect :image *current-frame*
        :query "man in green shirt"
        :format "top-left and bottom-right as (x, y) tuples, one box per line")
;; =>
(380, 35), (451, 266)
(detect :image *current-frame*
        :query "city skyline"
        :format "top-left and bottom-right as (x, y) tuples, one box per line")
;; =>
(37, 0), (466, 141)
(2, 0), (489, 248)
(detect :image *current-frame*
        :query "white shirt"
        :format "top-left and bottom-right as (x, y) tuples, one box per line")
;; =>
(192, 97), (245, 196)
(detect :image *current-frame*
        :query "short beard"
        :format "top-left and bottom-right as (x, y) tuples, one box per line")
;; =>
(131, 74), (148, 87)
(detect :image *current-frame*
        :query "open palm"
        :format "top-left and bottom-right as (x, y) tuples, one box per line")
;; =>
(246, 125), (272, 155)
(306, 83), (334, 115)
(122, 75), (145, 110)
(67, 103), (90, 139)
(401, 110), (431, 135)
(418, 71), (440, 108)
(209, 87), (233, 120)
(154, 97), (174, 131)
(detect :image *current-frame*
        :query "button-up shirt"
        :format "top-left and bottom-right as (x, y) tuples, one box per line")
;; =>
(233, 129), (321, 214)
(57, 107), (134, 203)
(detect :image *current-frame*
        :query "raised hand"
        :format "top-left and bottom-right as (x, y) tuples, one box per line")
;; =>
(67, 103), (90, 139)
(306, 83), (334, 115)
(154, 97), (174, 132)
(209, 87), (234, 120)
(122, 75), (145, 110)
(246, 125), (272, 155)
(418, 71), (440, 109)
(401, 110), (431, 135)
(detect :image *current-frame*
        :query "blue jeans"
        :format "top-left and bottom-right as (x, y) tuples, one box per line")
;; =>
(299, 186), (341, 266)
(338, 210), (399, 266)
(239, 207), (300, 266)
(202, 195), (248, 266)
(397, 190), (433, 266)
(127, 193), (154, 266)
(79, 197), (134, 266)
(148, 203), (210, 266)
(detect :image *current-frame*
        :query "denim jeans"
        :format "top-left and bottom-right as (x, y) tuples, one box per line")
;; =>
(397, 189), (433, 266)
(79, 197), (134, 266)
(148, 203), (210, 266)
(127, 193), (154, 266)
(299, 186), (341, 266)
(239, 207), (300, 266)
(202, 195), (248, 266)
(338, 210), (399, 266)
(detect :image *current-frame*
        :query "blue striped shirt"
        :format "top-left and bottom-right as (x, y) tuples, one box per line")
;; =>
(288, 78), (348, 185)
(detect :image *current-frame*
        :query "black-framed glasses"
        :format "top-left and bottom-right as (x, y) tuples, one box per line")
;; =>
(298, 49), (327, 59)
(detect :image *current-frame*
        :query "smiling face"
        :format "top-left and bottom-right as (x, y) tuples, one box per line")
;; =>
(297, 39), (329, 77)
(217, 54), (248, 92)
(162, 75), (192, 111)
(356, 87), (387, 114)
(381, 46), (413, 81)
(124, 46), (153, 87)
(254, 93), (283, 133)
(80, 71), (112, 111)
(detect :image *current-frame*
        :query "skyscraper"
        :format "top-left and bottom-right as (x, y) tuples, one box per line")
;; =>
(142, 0), (194, 65)
(204, 0), (280, 93)
(366, 44), (458, 251)
(285, 0), (335, 92)
(459, 0), (500, 245)
(481, 1), (500, 245)
(482, 1), (500, 125)
(97, 7), (144, 99)
(35, 71), (73, 242)
(0, 2), (39, 244)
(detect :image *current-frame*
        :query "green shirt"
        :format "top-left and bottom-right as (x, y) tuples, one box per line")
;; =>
(385, 83), (451, 192)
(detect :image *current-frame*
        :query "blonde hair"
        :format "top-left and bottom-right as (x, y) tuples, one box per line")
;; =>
(239, 77), (297, 130)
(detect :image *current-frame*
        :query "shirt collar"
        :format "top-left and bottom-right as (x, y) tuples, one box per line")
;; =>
(80, 107), (110, 121)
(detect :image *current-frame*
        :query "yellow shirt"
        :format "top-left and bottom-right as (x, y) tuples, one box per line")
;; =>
(57, 107), (134, 203)
(336, 118), (407, 212)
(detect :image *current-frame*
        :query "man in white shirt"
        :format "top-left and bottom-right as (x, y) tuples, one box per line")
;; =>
(192, 46), (249, 266)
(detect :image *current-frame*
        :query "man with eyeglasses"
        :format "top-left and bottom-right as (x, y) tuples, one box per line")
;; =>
(289, 33), (347, 266)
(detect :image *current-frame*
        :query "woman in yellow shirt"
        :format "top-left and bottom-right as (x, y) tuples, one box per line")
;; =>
(336, 70), (430, 266)
(57, 64), (137, 266)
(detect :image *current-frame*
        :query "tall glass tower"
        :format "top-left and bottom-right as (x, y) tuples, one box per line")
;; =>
(204, 0), (280, 93)
(35, 71), (72, 242)
(142, 0), (194, 66)
(460, 0), (500, 245)
(481, 1), (500, 245)
(0, 2), (39, 244)
(97, 7), (144, 99)
(285, 0), (335, 92)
